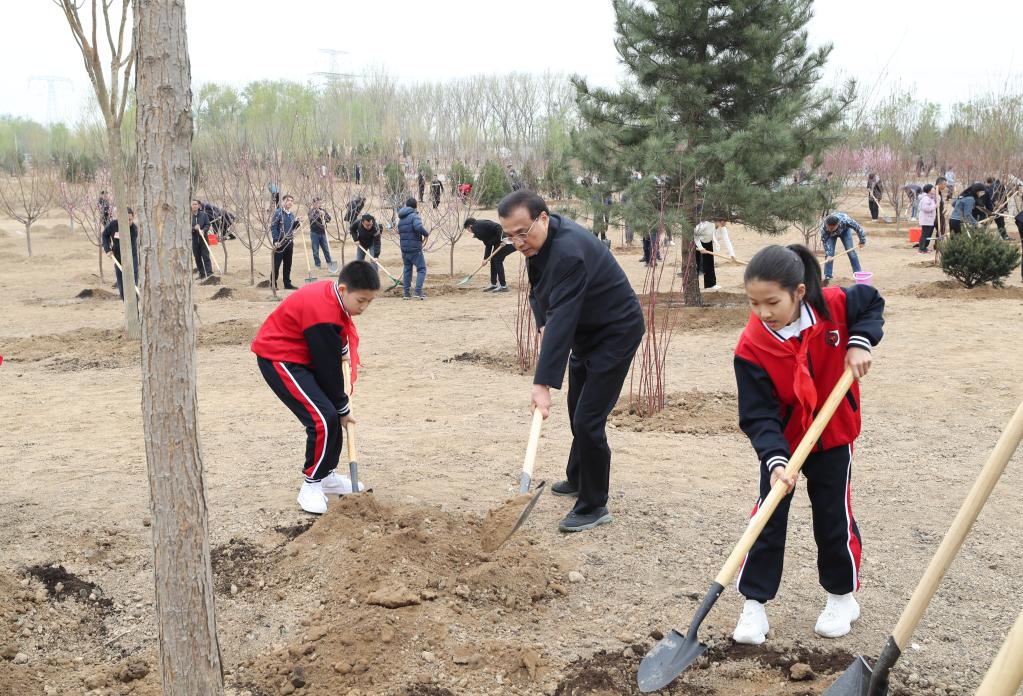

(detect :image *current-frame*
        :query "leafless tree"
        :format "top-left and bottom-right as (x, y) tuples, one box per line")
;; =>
(0, 166), (57, 257)
(134, 0), (225, 693)
(61, 175), (109, 280)
(55, 0), (141, 337)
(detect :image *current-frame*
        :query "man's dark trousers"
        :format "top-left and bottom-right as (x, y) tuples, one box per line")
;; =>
(563, 324), (643, 514)
(192, 231), (213, 278)
(273, 243), (294, 288)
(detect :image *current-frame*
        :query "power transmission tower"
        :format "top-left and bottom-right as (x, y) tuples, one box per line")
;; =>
(28, 76), (73, 125)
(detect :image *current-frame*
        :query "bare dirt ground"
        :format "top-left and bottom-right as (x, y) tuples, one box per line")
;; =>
(2, 195), (1022, 696)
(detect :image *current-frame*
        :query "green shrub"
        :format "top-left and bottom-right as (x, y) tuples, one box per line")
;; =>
(940, 226), (1021, 288)
(448, 160), (475, 188)
(476, 160), (511, 207)
(418, 161), (434, 180)
(383, 162), (406, 198)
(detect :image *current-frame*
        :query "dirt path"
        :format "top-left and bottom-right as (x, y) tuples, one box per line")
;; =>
(1, 200), (1022, 695)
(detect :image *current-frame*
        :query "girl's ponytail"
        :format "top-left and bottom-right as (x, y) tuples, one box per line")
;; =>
(744, 243), (831, 321)
(786, 244), (830, 321)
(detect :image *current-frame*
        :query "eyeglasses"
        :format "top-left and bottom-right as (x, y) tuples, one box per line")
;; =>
(504, 216), (539, 243)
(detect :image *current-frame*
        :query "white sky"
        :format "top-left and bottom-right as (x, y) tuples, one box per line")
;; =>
(2, 0), (1020, 125)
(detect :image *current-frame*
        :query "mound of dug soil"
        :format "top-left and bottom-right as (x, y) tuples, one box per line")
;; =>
(900, 280), (1023, 300)
(443, 349), (522, 373)
(75, 287), (119, 301)
(2, 319), (260, 369)
(611, 391), (739, 435)
(237, 494), (570, 695)
(639, 291), (751, 333)
(385, 280), (518, 297)
(556, 642), (855, 696)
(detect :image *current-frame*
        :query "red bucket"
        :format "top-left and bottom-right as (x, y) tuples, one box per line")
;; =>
(207, 233), (219, 246)
(908, 227), (922, 243)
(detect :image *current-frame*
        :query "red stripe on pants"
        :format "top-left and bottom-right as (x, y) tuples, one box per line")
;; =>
(273, 361), (327, 478)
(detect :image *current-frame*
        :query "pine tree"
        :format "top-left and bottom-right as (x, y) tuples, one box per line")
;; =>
(574, 0), (853, 305)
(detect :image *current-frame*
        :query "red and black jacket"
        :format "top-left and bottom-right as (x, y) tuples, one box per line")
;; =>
(733, 285), (884, 473)
(251, 281), (360, 415)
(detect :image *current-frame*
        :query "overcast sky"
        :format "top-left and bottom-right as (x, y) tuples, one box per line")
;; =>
(2, 0), (1020, 125)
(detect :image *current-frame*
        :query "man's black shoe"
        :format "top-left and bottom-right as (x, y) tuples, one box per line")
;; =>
(284, 284), (299, 290)
(558, 507), (612, 533)
(551, 480), (579, 497)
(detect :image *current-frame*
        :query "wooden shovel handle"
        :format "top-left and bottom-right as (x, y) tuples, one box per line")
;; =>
(715, 369), (855, 587)
(467, 243), (510, 280)
(825, 245), (859, 261)
(522, 409), (544, 483)
(342, 361), (356, 461)
(975, 603), (1023, 696)
(699, 247), (747, 265)
(890, 399), (1023, 649)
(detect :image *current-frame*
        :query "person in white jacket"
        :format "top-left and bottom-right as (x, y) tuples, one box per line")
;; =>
(692, 217), (735, 290)
(916, 183), (938, 253)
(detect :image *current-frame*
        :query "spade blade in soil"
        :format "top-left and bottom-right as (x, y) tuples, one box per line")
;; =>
(386, 277), (401, 291)
(638, 582), (724, 693)
(822, 656), (873, 696)
(637, 629), (706, 693)
(456, 275), (473, 286)
(507, 481), (545, 539)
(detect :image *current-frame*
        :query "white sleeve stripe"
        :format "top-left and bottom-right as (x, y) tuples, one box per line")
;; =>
(847, 336), (872, 350)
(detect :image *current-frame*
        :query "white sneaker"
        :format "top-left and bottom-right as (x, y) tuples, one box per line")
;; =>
(297, 480), (328, 514)
(815, 592), (860, 638)
(707, 285), (722, 291)
(319, 471), (366, 495)
(733, 599), (770, 645)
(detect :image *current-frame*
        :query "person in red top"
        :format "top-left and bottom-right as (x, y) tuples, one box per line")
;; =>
(252, 261), (380, 514)
(731, 244), (884, 645)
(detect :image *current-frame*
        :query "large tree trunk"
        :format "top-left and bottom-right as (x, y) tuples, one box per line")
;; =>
(134, 1), (225, 694)
(108, 124), (141, 338)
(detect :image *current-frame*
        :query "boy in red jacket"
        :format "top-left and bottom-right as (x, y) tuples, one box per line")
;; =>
(252, 261), (380, 514)
(732, 244), (884, 644)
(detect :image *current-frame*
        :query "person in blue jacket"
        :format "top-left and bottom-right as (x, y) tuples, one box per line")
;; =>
(950, 184), (986, 234)
(397, 197), (429, 300)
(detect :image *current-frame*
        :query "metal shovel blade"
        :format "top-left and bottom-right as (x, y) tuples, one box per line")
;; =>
(456, 275), (473, 286)
(638, 629), (706, 693)
(507, 480), (545, 539)
(385, 276), (401, 291)
(821, 656), (874, 696)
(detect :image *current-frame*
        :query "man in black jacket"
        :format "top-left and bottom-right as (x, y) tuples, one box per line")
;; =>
(499, 190), (645, 532)
(191, 199), (213, 279)
(101, 206), (139, 301)
(351, 213), (382, 260)
(464, 217), (513, 292)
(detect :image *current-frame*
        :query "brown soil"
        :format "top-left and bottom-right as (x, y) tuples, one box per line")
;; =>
(480, 494), (534, 552)
(611, 391), (739, 435)
(899, 280), (1023, 300)
(385, 280), (519, 297)
(443, 349), (523, 373)
(75, 287), (119, 301)
(211, 287), (234, 300)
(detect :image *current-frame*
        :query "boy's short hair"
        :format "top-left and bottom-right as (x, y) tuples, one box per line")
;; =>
(361, 213), (375, 223)
(283, 194), (294, 202)
(463, 217), (477, 229)
(339, 260), (381, 291)
(405, 197), (418, 209)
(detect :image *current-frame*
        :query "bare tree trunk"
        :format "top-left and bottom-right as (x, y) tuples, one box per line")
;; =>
(98, 243), (105, 282)
(25, 222), (32, 257)
(135, 1), (225, 693)
(109, 125), (141, 338)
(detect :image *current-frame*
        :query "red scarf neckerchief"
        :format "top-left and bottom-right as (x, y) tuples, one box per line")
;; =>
(743, 307), (825, 433)
(335, 283), (361, 391)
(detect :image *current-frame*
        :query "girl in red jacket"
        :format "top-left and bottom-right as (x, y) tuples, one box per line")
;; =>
(732, 244), (884, 644)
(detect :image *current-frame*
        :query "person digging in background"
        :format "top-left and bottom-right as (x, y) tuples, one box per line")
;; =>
(692, 216), (735, 289)
(430, 177), (444, 209)
(351, 213), (382, 261)
(464, 216), (514, 292)
(270, 194), (300, 290)
(866, 173), (882, 221)
(397, 197), (429, 300)
(190, 198), (213, 279)
(101, 206), (139, 301)
(732, 244), (884, 645)
(949, 184), (985, 234)
(820, 212), (866, 284)
(251, 261), (380, 514)
(916, 184), (938, 253)
(499, 190), (645, 533)
(308, 197), (337, 273)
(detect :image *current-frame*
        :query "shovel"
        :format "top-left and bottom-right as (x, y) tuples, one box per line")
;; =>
(975, 603), (1023, 696)
(355, 242), (401, 291)
(639, 368), (855, 693)
(109, 256), (140, 297)
(823, 399), (1023, 696)
(825, 245), (863, 262)
(696, 247), (747, 265)
(297, 223), (317, 284)
(481, 408), (546, 552)
(458, 242), (511, 286)
(341, 361), (361, 493)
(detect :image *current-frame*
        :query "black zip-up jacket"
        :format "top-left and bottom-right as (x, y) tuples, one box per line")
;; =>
(101, 219), (138, 262)
(308, 207), (332, 235)
(192, 210), (210, 235)
(349, 219), (381, 247)
(527, 214), (644, 389)
(470, 219), (504, 250)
